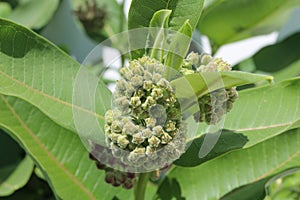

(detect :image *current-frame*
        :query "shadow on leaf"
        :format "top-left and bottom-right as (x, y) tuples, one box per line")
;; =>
(174, 130), (248, 167)
(156, 177), (185, 200)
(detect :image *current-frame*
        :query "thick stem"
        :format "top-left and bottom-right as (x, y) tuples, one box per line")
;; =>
(134, 172), (151, 200)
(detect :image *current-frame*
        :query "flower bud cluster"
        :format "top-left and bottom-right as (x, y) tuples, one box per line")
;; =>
(74, 0), (107, 39)
(181, 52), (238, 124)
(104, 56), (186, 171)
(89, 142), (137, 189)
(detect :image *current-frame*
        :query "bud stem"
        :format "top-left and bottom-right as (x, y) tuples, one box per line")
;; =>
(134, 172), (151, 200)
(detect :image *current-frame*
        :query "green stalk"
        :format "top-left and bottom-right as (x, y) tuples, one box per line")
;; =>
(134, 172), (151, 200)
(119, 0), (125, 67)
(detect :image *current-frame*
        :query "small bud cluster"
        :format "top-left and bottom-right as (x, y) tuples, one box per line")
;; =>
(74, 0), (107, 37)
(89, 142), (137, 189)
(104, 56), (186, 171)
(181, 52), (238, 124)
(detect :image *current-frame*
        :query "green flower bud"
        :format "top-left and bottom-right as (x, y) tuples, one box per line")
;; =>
(117, 135), (129, 149)
(142, 96), (156, 109)
(122, 121), (138, 135)
(181, 53), (239, 125)
(143, 71), (152, 81)
(161, 132), (172, 144)
(119, 67), (133, 80)
(105, 124), (111, 135)
(116, 79), (128, 91)
(148, 135), (160, 148)
(154, 63), (165, 74)
(156, 78), (169, 88)
(130, 61), (144, 75)
(186, 51), (200, 66)
(200, 54), (213, 65)
(145, 146), (158, 160)
(152, 73), (162, 84)
(151, 88), (163, 99)
(131, 75), (143, 88)
(114, 96), (129, 111)
(145, 117), (156, 128)
(110, 132), (120, 142)
(132, 132), (145, 144)
(104, 56), (187, 172)
(105, 110), (114, 125)
(111, 121), (122, 133)
(128, 147), (145, 162)
(143, 80), (153, 91)
(142, 128), (152, 138)
(130, 96), (141, 108)
(214, 58), (231, 71)
(153, 126), (164, 137)
(165, 121), (176, 132)
(125, 83), (135, 98)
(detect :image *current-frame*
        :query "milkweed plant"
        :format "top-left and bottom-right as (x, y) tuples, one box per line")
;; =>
(0, 0), (300, 200)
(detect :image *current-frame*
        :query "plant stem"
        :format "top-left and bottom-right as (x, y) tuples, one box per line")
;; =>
(119, 0), (125, 33)
(134, 172), (151, 200)
(118, 0), (126, 67)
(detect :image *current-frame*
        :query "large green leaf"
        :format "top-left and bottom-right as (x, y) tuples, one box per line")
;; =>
(0, 18), (111, 135)
(7, 0), (60, 29)
(198, 0), (300, 47)
(0, 95), (132, 200)
(128, 0), (204, 58)
(224, 77), (300, 148)
(170, 71), (273, 98)
(0, 155), (34, 196)
(158, 128), (300, 200)
(254, 32), (300, 73)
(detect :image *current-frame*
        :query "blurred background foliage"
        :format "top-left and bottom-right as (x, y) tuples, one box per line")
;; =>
(0, 0), (300, 199)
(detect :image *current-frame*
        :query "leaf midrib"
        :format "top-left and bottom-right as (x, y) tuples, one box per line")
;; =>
(0, 94), (96, 200)
(236, 121), (294, 132)
(0, 69), (104, 120)
(215, 132), (300, 198)
(253, 146), (300, 183)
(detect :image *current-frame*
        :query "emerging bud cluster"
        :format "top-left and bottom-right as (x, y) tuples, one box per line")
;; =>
(74, 0), (106, 38)
(181, 52), (238, 124)
(104, 56), (186, 171)
(89, 143), (137, 189)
